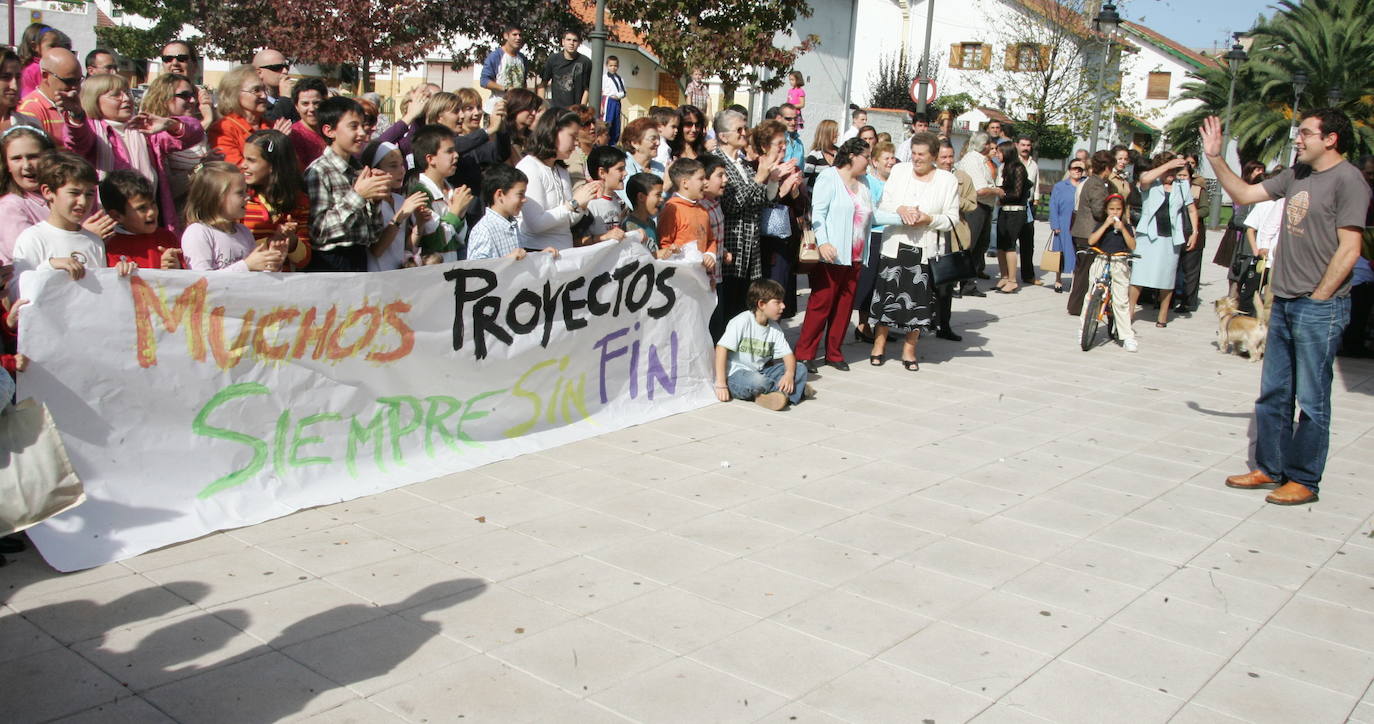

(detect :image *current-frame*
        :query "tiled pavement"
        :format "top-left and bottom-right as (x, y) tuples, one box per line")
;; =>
(3, 254), (1374, 723)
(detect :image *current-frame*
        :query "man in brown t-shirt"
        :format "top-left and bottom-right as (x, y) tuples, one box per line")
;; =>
(1203, 109), (1371, 506)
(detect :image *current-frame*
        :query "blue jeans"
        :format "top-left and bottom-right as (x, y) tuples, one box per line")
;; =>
(727, 362), (808, 405)
(1254, 295), (1350, 492)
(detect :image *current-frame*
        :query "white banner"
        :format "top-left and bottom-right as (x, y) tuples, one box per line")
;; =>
(18, 243), (717, 571)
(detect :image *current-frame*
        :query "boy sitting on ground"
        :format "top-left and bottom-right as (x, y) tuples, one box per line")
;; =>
(714, 278), (811, 410)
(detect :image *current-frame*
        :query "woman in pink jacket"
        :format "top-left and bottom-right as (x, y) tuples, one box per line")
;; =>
(78, 73), (204, 230)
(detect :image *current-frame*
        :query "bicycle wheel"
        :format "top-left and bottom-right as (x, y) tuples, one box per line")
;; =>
(1081, 287), (1106, 351)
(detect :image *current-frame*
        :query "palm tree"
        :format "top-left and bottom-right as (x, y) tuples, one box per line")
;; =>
(1165, 0), (1373, 162)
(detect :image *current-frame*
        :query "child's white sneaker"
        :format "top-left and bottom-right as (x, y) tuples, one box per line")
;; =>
(1123, 338), (1139, 353)
(755, 392), (789, 411)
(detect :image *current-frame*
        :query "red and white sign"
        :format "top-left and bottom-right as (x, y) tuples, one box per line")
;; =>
(908, 78), (938, 106)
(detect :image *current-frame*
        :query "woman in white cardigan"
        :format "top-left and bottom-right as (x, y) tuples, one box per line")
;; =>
(797, 137), (903, 373)
(516, 108), (601, 251)
(870, 132), (960, 371)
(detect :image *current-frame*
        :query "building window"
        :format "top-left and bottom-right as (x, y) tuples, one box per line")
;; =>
(1005, 43), (1050, 72)
(950, 42), (991, 70)
(1146, 71), (1171, 100)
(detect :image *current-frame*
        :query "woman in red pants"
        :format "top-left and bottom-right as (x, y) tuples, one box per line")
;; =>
(796, 137), (905, 372)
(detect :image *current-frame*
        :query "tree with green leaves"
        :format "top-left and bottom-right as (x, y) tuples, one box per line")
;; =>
(1164, 0), (1373, 162)
(605, 0), (818, 103)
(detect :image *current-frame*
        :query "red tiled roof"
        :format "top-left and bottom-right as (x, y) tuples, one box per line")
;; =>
(95, 7), (116, 28)
(569, 5), (654, 56)
(1120, 20), (1223, 69)
(977, 106), (1014, 123)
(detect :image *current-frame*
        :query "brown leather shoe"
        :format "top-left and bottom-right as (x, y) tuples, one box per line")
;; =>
(1265, 481), (1318, 506)
(1225, 470), (1279, 490)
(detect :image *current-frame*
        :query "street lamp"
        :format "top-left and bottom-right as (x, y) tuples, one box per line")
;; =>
(1087, 1), (1121, 153)
(1210, 34), (1246, 226)
(1287, 70), (1308, 164)
(1328, 87), (1343, 106)
(587, 0), (609, 119)
(915, 0), (936, 116)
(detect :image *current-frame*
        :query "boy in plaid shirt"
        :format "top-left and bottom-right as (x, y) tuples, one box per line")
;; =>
(304, 96), (390, 271)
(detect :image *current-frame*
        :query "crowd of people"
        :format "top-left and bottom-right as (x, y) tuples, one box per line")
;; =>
(0, 24), (1371, 517)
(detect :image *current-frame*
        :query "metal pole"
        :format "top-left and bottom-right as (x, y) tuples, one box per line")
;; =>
(1287, 90), (1301, 165)
(915, 0), (935, 115)
(587, 0), (608, 115)
(1087, 38), (1110, 153)
(1210, 62), (1238, 225)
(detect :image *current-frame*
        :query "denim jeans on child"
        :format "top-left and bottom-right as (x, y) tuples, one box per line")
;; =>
(727, 361), (809, 405)
(1254, 295), (1350, 492)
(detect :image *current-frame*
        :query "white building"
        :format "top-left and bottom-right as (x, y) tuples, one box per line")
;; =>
(1113, 20), (1218, 153)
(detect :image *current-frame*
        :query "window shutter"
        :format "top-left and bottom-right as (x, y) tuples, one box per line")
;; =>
(950, 43), (963, 68)
(980, 44), (993, 70)
(1038, 45), (1051, 71)
(1005, 44), (1019, 71)
(1146, 72), (1171, 100)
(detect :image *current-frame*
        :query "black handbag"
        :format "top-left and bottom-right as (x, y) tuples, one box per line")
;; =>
(930, 247), (976, 285)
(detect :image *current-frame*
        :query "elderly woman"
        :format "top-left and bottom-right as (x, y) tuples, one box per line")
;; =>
(752, 118), (805, 316)
(710, 108), (791, 335)
(1047, 157), (1085, 292)
(798, 137), (902, 372)
(1129, 153), (1195, 327)
(208, 64), (285, 166)
(869, 132), (959, 370)
(80, 73), (203, 230)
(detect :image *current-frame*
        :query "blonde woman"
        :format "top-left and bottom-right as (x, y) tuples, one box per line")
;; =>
(140, 72), (207, 212)
(80, 73), (203, 230)
(804, 118), (838, 189)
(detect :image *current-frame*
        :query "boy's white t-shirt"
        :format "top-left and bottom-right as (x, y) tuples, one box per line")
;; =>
(11, 222), (107, 296)
(586, 195), (645, 246)
(718, 310), (790, 377)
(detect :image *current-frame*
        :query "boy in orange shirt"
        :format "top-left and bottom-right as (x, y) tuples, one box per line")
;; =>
(656, 158), (716, 274)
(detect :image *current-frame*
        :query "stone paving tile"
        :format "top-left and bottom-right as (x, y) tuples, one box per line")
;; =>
(8, 260), (1374, 722)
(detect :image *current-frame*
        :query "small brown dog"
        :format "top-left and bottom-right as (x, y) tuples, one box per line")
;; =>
(1215, 293), (1267, 361)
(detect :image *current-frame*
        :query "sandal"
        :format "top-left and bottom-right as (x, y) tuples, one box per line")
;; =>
(901, 359), (919, 371)
(869, 355), (885, 366)
(854, 327), (875, 344)
(995, 286), (1018, 294)
(1156, 322), (1168, 328)
(1053, 283), (1064, 293)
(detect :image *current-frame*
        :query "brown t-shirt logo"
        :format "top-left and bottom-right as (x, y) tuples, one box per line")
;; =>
(1286, 190), (1310, 238)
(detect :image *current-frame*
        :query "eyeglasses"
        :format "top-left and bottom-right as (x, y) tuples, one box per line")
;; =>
(173, 91), (197, 101)
(1296, 128), (1329, 138)
(257, 63), (289, 73)
(161, 54), (191, 64)
(239, 86), (267, 96)
(43, 70), (82, 87)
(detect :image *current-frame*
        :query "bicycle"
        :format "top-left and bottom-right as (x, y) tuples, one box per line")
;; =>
(1080, 249), (1140, 351)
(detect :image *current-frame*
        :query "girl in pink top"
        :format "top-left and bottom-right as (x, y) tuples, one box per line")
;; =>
(0, 126), (55, 262)
(786, 71), (806, 131)
(180, 162), (286, 272)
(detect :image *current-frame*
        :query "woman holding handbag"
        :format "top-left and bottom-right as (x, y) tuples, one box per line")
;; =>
(796, 138), (902, 373)
(1046, 159), (1085, 292)
(869, 132), (959, 370)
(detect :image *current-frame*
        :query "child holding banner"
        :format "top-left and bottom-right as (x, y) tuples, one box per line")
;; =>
(98, 169), (183, 270)
(714, 278), (809, 411)
(11, 152), (135, 287)
(657, 158), (717, 274)
(469, 163), (530, 261)
(585, 145), (645, 247)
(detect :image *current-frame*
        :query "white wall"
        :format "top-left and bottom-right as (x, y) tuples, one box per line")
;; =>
(755, 0), (858, 147)
(15, 1), (99, 61)
(1117, 35), (1203, 137)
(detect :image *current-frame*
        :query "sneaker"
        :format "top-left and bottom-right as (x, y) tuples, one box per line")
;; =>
(754, 391), (789, 410)
(1123, 338), (1139, 352)
(802, 383), (816, 400)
